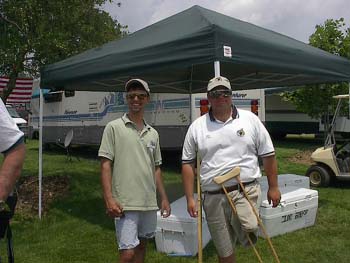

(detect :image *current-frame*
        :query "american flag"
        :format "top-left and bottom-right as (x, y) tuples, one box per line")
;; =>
(0, 77), (33, 104)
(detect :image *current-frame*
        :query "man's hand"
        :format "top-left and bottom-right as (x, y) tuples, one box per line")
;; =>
(187, 196), (198, 218)
(267, 186), (281, 208)
(160, 198), (171, 218)
(105, 198), (124, 218)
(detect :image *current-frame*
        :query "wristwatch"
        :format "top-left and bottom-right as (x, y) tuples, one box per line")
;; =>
(0, 200), (10, 212)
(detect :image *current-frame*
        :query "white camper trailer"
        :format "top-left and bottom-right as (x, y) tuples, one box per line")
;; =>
(264, 92), (319, 138)
(28, 85), (265, 150)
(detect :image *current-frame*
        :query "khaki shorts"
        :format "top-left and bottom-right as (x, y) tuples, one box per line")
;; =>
(203, 182), (261, 258)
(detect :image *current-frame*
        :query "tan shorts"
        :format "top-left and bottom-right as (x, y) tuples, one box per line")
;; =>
(203, 182), (261, 258)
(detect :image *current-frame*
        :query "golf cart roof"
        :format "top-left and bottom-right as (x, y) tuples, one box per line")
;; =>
(333, 94), (350, 99)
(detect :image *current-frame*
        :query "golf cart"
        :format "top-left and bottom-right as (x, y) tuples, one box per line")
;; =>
(306, 94), (350, 187)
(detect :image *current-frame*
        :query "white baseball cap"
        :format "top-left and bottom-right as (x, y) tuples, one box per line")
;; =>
(207, 76), (231, 92)
(125, 78), (150, 95)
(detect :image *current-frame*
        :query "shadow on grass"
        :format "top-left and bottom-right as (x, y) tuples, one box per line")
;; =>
(53, 195), (115, 231)
(53, 179), (186, 231)
(274, 137), (321, 150)
(332, 179), (350, 189)
(41, 144), (100, 159)
(37, 147), (187, 231)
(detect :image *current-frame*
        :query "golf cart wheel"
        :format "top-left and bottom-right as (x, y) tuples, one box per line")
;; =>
(305, 165), (331, 187)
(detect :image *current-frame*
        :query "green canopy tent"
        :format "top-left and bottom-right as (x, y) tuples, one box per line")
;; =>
(41, 5), (350, 93)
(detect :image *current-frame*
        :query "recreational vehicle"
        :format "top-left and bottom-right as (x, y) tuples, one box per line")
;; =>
(28, 87), (265, 150)
(264, 92), (319, 138)
(31, 83), (346, 148)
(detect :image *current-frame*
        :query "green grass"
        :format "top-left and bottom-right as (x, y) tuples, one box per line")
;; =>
(0, 138), (350, 262)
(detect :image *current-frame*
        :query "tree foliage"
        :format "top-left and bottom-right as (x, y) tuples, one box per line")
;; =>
(282, 18), (350, 119)
(0, 0), (126, 102)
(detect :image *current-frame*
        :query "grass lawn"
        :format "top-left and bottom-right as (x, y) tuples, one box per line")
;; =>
(0, 138), (350, 262)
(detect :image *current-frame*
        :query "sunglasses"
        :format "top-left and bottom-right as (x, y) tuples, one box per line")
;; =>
(126, 93), (148, 100)
(208, 90), (232, 98)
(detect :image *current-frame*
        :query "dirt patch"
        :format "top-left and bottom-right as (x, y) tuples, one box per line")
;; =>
(287, 150), (314, 165)
(15, 176), (70, 217)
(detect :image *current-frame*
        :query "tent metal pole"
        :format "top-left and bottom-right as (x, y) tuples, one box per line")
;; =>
(189, 64), (194, 123)
(348, 82), (350, 119)
(39, 89), (43, 219)
(214, 61), (220, 77)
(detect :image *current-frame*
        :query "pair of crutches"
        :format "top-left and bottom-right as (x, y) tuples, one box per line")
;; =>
(196, 163), (280, 263)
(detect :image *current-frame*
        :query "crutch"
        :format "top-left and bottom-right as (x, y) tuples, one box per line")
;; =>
(214, 168), (263, 263)
(214, 167), (280, 263)
(196, 154), (203, 263)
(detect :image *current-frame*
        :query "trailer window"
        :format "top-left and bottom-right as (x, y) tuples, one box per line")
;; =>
(44, 91), (63, 103)
(65, 90), (75, 97)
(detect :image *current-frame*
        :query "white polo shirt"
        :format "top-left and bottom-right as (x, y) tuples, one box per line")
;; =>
(182, 107), (275, 191)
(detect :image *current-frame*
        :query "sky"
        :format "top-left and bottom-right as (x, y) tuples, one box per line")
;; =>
(103, 0), (350, 43)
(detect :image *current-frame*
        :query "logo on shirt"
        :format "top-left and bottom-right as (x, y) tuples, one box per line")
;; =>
(237, 128), (245, 137)
(147, 140), (156, 153)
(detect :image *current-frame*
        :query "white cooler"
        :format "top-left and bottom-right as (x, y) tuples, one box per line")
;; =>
(155, 195), (211, 256)
(259, 187), (318, 238)
(258, 174), (310, 193)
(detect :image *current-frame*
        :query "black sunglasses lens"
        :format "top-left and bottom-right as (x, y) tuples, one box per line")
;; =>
(127, 93), (147, 99)
(209, 90), (231, 98)
(223, 91), (232, 97)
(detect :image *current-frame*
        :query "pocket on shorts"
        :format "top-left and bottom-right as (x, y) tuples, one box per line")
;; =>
(245, 183), (261, 203)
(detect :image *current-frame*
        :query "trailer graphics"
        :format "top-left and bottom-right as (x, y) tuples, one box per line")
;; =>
(29, 87), (264, 150)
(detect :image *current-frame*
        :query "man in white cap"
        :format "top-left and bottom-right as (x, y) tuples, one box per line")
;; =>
(99, 78), (171, 263)
(182, 76), (281, 263)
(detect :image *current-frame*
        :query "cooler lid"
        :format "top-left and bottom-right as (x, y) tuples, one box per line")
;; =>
(158, 194), (204, 223)
(260, 187), (318, 208)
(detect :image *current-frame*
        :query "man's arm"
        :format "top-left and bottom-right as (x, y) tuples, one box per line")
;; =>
(100, 157), (123, 217)
(0, 143), (25, 201)
(182, 162), (198, 217)
(155, 166), (171, 217)
(262, 155), (281, 208)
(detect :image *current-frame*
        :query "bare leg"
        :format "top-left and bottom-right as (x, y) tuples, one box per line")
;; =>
(119, 248), (136, 263)
(134, 239), (147, 263)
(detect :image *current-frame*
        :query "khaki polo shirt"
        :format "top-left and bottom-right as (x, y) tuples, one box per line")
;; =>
(98, 114), (162, 211)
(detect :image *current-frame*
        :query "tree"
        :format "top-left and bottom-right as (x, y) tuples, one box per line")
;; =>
(0, 0), (127, 102)
(282, 18), (350, 119)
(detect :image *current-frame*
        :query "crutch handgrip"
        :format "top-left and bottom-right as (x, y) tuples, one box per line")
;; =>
(213, 167), (240, 185)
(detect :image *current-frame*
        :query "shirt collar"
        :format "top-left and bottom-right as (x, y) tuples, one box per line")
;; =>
(121, 113), (151, 130)
(208, 105), (239, 122)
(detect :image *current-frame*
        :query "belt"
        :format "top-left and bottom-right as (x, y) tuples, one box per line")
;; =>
(204, 179), (257, 195)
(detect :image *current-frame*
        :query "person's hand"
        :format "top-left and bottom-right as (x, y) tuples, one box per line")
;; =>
(160, 198), (171, 218)
(187, 196), (198, 218)
(105, 198), (124, 218)
(267, 187), (281, 208)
